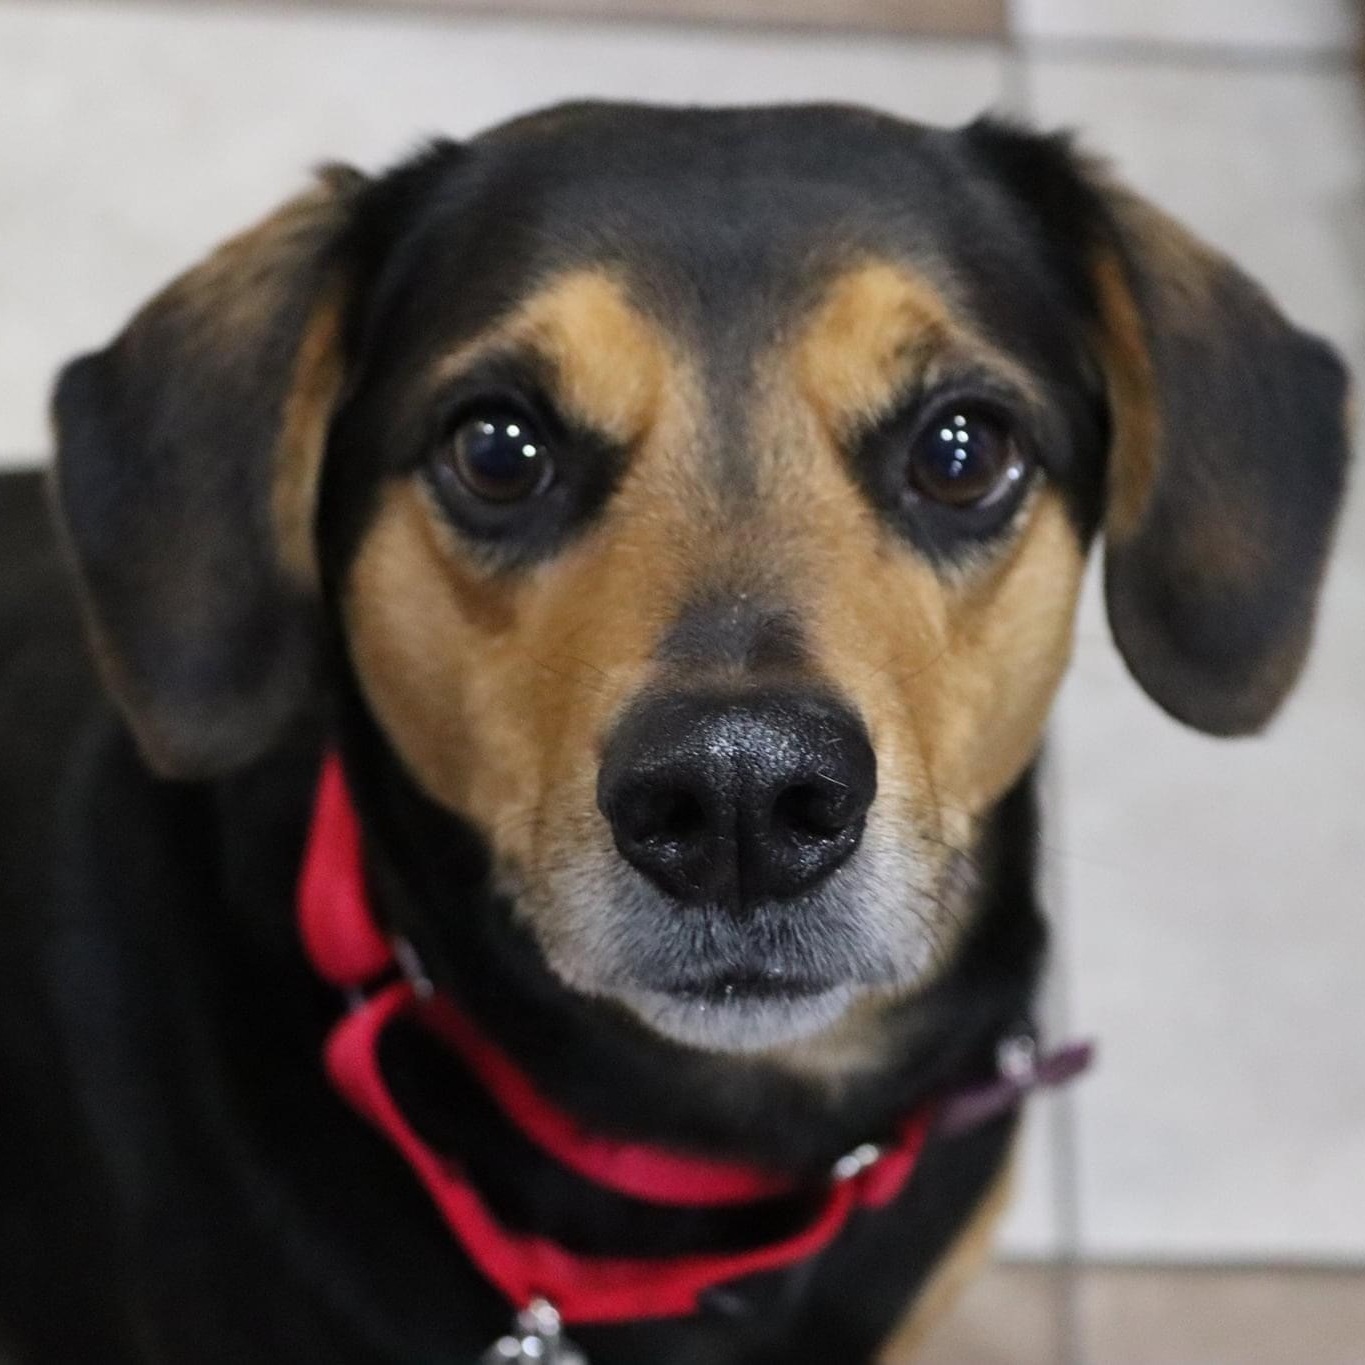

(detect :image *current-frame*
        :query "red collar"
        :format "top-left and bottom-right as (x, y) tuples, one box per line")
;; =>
(297, 754), (932, 1327)
(298, 753), (1090, 1329)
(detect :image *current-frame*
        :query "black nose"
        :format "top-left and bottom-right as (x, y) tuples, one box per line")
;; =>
(597, 689), (877, 908)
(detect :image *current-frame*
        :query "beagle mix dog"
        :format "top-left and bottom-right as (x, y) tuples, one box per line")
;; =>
(0, 103), (1349, 1364)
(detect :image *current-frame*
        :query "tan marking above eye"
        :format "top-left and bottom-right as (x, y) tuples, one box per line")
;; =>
(430, 268), (670, 448)
(796, 261), (955, 431)
(794, 260), (1042, 438)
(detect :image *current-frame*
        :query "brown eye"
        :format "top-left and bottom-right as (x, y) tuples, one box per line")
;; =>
(907, 408), (1028, 509)
(440, 410), (554, 503)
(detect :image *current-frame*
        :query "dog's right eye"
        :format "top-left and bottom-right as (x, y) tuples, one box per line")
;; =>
(421, 387), (625, 561)
(435, 410), (555, 505)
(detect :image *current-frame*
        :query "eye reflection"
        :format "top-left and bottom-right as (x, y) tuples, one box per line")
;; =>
(438, 410), (555, 504)
(907, 407), (1026, 509)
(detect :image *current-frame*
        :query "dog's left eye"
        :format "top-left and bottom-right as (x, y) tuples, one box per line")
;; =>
(906, 407), (1028, 509)
(436, 410), (555, 504)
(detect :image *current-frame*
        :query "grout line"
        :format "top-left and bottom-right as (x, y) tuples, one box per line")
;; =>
(1050, 1093), (1085, 1365)
(1017, 12), (1086, 1314)
(1015, 3), (1085, 1288)
(1037, 744), (1087, 1365)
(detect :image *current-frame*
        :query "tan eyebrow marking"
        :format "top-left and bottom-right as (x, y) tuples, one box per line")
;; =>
(431, 268), (672, 447)
(795, 260), (1041, 436)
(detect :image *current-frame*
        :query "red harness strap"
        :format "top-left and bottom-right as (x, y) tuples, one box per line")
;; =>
(298, 753), (933, 1326)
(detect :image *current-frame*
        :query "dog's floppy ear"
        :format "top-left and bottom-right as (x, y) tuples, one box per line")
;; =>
(1089, 180), (1351, 735)
(967, 120), (1350, 735)
(52, 167), (366, 778)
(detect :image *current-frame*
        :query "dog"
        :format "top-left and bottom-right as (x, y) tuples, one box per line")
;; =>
(0, 102), (1350, 1364)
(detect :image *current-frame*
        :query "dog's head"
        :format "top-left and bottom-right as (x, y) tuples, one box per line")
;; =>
(53, 106), (1349, 1058)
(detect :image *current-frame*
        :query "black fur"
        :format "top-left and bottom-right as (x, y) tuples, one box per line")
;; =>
(3, 102), (1350, 1363)
(0, 465), (1032, 1363)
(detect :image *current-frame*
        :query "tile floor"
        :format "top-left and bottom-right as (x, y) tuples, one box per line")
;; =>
(2, 0), (1363, 1357)
(923, 1264), (1365, 1364)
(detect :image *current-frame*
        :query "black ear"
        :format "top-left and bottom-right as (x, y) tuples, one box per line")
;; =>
(965, 119), (1351, 736)
(1090, 182), (1351, 735)
(52, 167), (366, 778)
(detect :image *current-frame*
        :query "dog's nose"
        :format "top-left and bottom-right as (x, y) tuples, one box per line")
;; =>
(597, 689), (876, 907)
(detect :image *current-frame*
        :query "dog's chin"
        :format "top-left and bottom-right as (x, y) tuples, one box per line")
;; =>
(530, 859), (950, 1055)
(615, 982), (861, 1054)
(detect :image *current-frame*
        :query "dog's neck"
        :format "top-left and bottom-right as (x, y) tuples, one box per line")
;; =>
(210, 708), (1047, 1172)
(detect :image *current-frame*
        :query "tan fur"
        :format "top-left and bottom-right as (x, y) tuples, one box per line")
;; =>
(1091, 252), (1161, 542)
(796, 262), (957, 430)
(430, 269), (670, 448)
(345, 259), (1086, 1076)
(1090, 187), (1259, 546)
(111, 173), (359, 591)
(877, 1149), (1017, 1362)
(796, 261), (1042, 435)
(273, 291), (347, 586)
(346, 274), (712, 929)
(753, 289), (1085, 1029)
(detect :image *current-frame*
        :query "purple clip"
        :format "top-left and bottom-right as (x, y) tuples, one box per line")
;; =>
(936, 1038), (1095, 1138)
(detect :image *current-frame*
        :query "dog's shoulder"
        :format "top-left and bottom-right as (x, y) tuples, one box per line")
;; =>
(0, 469), (142, 1356)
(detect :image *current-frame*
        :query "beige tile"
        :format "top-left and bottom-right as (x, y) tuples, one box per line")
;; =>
(1030, 58), (1365, 1260)
(994, 796), (1080, 1261)
(1077, 1267), (1365, 1365)
(1011, 0), (1359, 52)
(918, 1263), (1365, 1365)
(912, 1262), (1069, 1365)
(0, 0), (1008, 462)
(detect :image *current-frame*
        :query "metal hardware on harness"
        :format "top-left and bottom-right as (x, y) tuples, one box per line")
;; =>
(831, 1141), (883, 1182)
(996, 1031), (1038, 1085)
(392, 935), (435, 1001)
(482, 1298), (589, 1365)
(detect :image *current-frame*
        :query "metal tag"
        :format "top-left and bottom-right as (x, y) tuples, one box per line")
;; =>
(481, 1299), (589, 1365)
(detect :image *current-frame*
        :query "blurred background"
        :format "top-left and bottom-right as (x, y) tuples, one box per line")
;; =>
(3, 0), (1363, 1360)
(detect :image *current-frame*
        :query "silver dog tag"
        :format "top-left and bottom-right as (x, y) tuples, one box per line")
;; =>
(481, 1299), (588, 1365)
